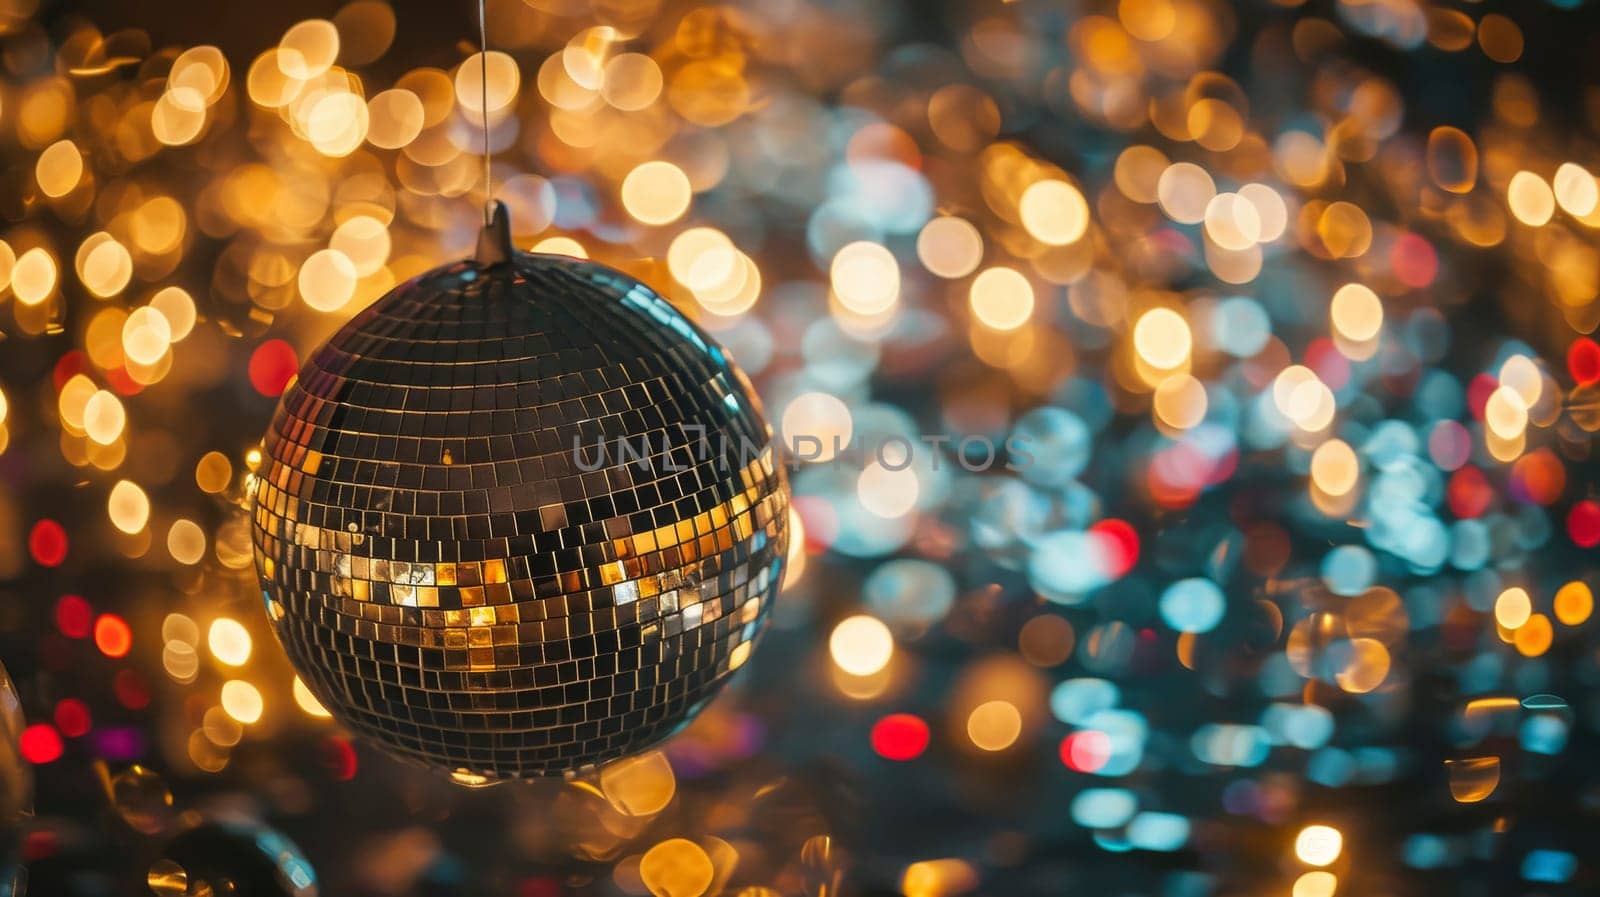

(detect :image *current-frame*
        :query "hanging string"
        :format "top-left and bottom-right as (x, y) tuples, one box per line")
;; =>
(478, 0), (492, 225)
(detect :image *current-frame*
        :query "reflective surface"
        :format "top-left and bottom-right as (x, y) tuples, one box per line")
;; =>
(252, 242), (788, 778)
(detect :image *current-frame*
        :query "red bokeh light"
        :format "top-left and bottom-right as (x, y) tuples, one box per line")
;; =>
(871, 713), (930, 761)
(1569, 500), (1600, 548)
(105, 365), (145, 396)
(114, 669), (150, 709)
(28, 519), (68, 567)
(1089, 518), (1140, 579)
(1446, 466), (1493, 519)
(94, 614), (132, 658)
(54, 595), (93, 639)
(1060, 730), (1112, 773)
(322, 736), (359, 780)
(1509, 449), (1566, 506)
(1390, 232), (1439, 289)
(54, 699), (91, 738)
(20, 724), (63, 764)
(1466, 373), (1498, 420)
(1569, 337), (1600, 387)
(52, 349), (90, 392)
(1306, 339), (1351, 390)
(248, 339), (299, 398)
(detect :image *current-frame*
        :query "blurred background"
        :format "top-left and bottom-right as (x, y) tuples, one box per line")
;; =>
(3, 0), (1600, 895)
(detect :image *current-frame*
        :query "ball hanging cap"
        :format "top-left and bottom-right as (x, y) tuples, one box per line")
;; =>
(475, 200), (514, 266)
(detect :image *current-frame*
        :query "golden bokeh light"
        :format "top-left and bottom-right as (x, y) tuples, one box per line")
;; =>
(208, 618), (253, 667)
(220, 679), (264, 725)
(1494, 587), (1532, 630)
(1508, 170), (1555, 226)
(107, 479), (150, 534)
(829, 615), (893, 677)
(830, 241), (900, 316)
(916, 216), (983, 279)
(455, 50), (520, 115)
(1019, 179), (1090, 246)
(966, 700), (1022, 752)
(1329, 283), (1383, 342)
(1310, 439), (1360, 497)
(84, 390), (127, 445)
(36, 139), (83, 198)
(969, 266), (1035, 331)
(621, 161), (692, 226)
(1153, 373), (1207, 430)
(12, 247), (58, 305)
(1294, 825), (1342, 866)
(167, 519), (206, 565)
(278, 19), (340, 80)
(366, 88), (425, 149)
(1133, 307), (1191, 370)
(1554, 581), (1593, 626)
(299, 249), (359, 312)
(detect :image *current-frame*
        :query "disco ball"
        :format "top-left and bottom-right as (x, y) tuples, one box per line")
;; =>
(251, 205), (789, 779)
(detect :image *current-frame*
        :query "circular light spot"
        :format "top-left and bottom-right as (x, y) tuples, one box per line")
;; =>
(830, 241), (900, 316)
(916, 216), (983, 279)
(1311, 439), (1360, 496)
(829, 614), (893, 676)
(220, 680), (264, 724)
(967, 700), (1022, 751)
(208, 618), (253, 667)
(1019, 179), (1090, 245)
(1133, 308), (1191, 369)
(621, 161), (692, 226)
(1295, 825), (1342, 866)
(1330, 284), (1383, 342)
(969, 266), (1034, 330)
(299, 249), (358, 312)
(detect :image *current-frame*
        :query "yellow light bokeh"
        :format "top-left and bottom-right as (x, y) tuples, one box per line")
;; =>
(208, 618), (253, 667)
(1508, 170), (1555, 226)
(917, 216), (983, 279)
(220, 679), (264, 725)
(167, 519), (207, 565)
(1494, 586), (1532, 630)
(1310, 438), (1359, 496)
(1153, 373), (1207, 429)
(1514, 613), (1553, 657)
(1484, 386), (1529, 440)
(830, 241), (900, 316)
(829, 614), (893, 676)
(13, 247), (58, 305)
(76, 232), (134, 298)
(638, 838), (713, 897)
(1553, 162), (1599, 217)
(858, 462), (919, 519)
(36, 139), (83, 198)
(621, 161), (692, 226)
(1133, 307), (1191, 370)
(1329, 283), (1382, 342)
(969, 266), (1035, 331)
(781, 391), (852, 463)
(278, 19), (339, 80)
(966, 700), (1022, 752)
(1554, 581), (1593, 626)
(84, 390), (127, 445)
(299, 249), (359, 312)
(1019, 179), (1090, 246)
(455, 50), (520, 115)
(107, 479), (150, 534)
(1294, 824), (1342, 866)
